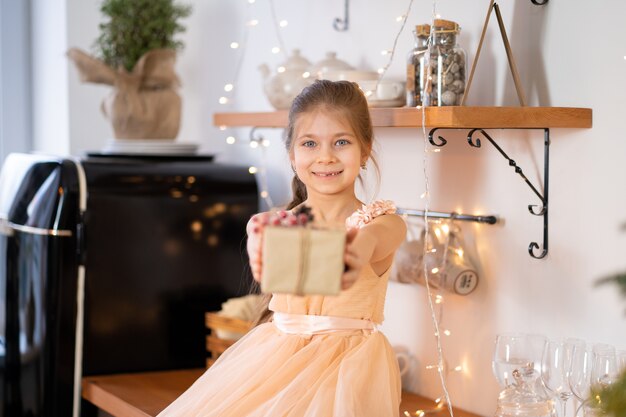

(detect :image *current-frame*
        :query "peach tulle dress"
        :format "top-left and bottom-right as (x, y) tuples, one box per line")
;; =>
(157, 200), (401, 417)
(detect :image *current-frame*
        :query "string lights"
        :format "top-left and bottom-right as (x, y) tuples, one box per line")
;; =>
(401, 217), (466, 417)
(414, 0), (459, 413)
(216, 0), (291, 208)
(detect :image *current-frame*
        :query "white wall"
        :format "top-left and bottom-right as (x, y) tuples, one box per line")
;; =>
(31, 0), (70, 155)
(40, 0), (626, 415)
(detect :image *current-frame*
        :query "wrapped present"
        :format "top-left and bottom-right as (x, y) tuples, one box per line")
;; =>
(261, 226), (346, 296)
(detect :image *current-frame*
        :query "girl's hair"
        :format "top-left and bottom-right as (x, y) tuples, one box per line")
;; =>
(284, 79), (379, 209)
(251, 80), (379, 326)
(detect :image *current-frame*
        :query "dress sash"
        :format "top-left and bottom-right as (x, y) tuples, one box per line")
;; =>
(272, 312), (378, 335)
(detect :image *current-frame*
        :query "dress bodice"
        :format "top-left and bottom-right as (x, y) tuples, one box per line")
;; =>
(268, 200), (396, 324)
(268, 265), (390, 324)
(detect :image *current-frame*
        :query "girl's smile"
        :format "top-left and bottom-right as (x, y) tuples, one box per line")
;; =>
(311, 169), (343, 178)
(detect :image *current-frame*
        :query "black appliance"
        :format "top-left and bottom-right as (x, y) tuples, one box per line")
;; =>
(0, 153), (258, 416)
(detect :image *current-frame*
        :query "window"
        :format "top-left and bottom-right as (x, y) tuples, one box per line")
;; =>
(0, 0), (33, 166)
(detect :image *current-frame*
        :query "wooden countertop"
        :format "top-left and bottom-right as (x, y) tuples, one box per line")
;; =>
(82, 369), (482, 417)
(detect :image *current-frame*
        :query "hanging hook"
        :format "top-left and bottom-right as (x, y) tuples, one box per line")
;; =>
(333, 0), (350, 31)
(249, 126), (263, 144)
(530, 0), (549, 5)
(428, 128), (448, 147)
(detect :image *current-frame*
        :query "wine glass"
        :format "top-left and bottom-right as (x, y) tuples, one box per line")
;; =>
(541, 339), (582, 417)
(568, 343), (592, 416)
(493, 333), (547, 387)
(590, 344), (619, 388)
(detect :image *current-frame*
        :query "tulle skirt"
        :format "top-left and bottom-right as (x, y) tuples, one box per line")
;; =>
(157, 321), (402, 417)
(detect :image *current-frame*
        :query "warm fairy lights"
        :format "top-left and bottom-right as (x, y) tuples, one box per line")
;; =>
(217, 0), (291, 209)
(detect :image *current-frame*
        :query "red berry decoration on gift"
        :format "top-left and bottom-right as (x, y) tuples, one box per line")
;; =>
(293, 205), (314, 224)
(251, 205), (315, 234)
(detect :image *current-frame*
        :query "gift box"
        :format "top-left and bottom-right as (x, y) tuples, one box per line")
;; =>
(261, 226), (346, 296)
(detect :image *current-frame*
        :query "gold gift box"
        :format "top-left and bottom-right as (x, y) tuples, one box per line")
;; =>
(261, 226), (346, 296)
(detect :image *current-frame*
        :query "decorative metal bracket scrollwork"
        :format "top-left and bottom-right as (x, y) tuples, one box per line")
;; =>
(427, 127), (550, 259)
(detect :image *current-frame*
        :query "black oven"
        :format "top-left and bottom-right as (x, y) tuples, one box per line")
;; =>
(0, 153), (258, 416)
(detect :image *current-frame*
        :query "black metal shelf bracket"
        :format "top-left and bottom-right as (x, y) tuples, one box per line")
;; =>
(428, 127), (550, 259)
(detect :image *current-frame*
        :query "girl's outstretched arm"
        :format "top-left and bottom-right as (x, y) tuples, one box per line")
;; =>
(342, 214), (406, 289)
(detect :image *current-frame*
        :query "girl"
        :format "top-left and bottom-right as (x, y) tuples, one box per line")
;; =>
(158, 80), (407, 416)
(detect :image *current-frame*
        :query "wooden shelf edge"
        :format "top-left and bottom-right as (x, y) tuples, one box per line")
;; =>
(214, 106), (592, 129)
(400, 391), (483, 417)
(82, 369), (486, 417)
(83, 377), (152, 417)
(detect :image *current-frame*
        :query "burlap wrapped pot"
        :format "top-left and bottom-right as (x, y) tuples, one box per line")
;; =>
(67, 48), (181, 140)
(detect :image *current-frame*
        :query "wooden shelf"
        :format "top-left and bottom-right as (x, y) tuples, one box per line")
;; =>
(82, 369), (484, 417)
(214, 106), (592, 129)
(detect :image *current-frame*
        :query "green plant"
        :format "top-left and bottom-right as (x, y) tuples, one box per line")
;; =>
(94, 0), (192, 72)
(592, 272), (626, 416)
(591, 370), (626, 417)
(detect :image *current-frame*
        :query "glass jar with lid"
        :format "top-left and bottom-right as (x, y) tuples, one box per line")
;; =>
(427, 19), (466, 106)
(495, 367), (557, 417)
(406, 24), (430, 107)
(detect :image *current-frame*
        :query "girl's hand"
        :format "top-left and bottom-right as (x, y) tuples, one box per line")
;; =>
(247, 210), (306, 282)
(341, 228), (376, 290)
(246, 213), (269, 282)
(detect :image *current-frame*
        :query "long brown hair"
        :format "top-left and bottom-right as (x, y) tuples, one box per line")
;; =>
(251, 80), (379, 326)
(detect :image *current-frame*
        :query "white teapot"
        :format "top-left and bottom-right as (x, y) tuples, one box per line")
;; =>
(311, 51), (354, 79)
(258, 49), (315, 110)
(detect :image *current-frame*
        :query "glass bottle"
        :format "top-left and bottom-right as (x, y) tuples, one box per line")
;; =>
(495, 367), (557, 417)
(406, 24), (430, 107)
(426, 19), (466, 106)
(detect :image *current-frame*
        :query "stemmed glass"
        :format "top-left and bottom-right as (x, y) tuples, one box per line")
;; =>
(541, 338), (583, 417)
(590, 344), (619, 388)
(568, 343), (592, 416)
(493, 333), (547, 387)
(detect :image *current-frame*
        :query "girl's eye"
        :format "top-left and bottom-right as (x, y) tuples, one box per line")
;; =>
(336, 139), (350, 146)
(302, 140), (316, 148)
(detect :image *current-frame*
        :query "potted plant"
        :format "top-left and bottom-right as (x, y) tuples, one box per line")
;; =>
(68, 0), (192, 140)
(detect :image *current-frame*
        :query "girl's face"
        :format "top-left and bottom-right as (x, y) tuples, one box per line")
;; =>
(290, 109), (366, 199)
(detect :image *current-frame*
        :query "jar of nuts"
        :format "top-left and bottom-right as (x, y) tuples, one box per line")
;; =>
(406, 24), (430, 107)
(408, 19), (466, 107)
